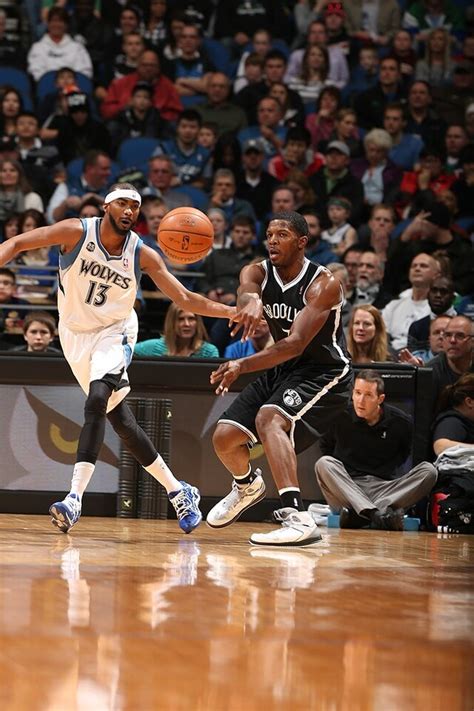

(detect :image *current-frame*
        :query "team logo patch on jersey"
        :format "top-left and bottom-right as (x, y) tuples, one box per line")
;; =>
(123, 257), (129, 269)
(86, 242), (95, 252)
(283, 389), (302, 408)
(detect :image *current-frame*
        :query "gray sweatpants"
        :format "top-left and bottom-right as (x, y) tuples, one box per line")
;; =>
(314, 456), (438, 515)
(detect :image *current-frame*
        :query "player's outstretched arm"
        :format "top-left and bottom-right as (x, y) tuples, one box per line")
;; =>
(140, 244), (236, 320)
(211, 272), (341, 394)
(0, 219), (84, 266)
(231, 262), (265, 340)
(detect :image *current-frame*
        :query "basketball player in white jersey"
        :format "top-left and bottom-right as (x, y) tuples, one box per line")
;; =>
(207, 211), (353, 547)
(0, 183), (257, 534)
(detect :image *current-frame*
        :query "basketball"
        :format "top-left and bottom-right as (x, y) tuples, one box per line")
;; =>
(158, 207), (214, 264)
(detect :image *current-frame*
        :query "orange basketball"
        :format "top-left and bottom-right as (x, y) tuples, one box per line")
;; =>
(158, 207), (214, 264)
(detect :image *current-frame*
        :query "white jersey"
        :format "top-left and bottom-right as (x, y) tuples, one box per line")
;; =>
(58, 217), (142, 333)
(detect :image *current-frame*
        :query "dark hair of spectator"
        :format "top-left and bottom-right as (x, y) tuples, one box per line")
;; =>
(17, 110), (40, 124)
(213, 132), (242, 173)
(47, 7), (69, 24)
(0, 267), (15, 282)
(231, 215), (256, 232)
(177, 109), (202, 126)
(18, 209), (47, 232)
(301, 45), (329, 83)
(264, 49), (287, 65)
(438, 373), (474, 412)
(270, 212), (309, 238)
(316, 86), (341, 112)
(284, 126), (311, 147)
(83, 150), (110, 169)
(355, 368), (385, 394)
(22, 310), (56, 336)
(0, 159), (32, 193)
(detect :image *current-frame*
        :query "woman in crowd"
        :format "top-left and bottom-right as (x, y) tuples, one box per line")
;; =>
(288, 45), (332, 106)
(1, 211), (20, 243)
(0, 87), (23, 140)
(305, 86), (341, 150)
(268, 82), (305, 129)
(286, 169), (316, 211)
(0, 160), (43, 229)
(318, 107), (362, 158)
(351, 129), (402, 209)
(208, 208), (229, 249)
(14, 209), (59, 291)
(347, 304), (391, 364)
(134, 302), (219, 358)
(415, 28), (453, 88)
(430, 374), (474, 533)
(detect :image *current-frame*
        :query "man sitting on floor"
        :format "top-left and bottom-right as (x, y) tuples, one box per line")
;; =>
(314, 369), (437, 530)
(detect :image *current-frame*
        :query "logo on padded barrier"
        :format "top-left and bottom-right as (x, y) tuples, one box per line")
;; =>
(283, 389), (302, 407)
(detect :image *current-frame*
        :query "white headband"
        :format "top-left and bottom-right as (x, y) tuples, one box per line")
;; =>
(104, 189), (142, 206)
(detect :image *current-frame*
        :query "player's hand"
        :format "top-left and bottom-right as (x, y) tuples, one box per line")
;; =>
(210, 360), (242, 395)
(231, 295), (263, 340)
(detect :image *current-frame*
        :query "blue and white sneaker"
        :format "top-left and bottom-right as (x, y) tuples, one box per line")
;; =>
(49, 493), (82, 533)
(169, 481), (202, 534)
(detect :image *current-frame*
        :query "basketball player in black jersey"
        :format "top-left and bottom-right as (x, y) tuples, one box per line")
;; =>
(207, 211), (353, 546)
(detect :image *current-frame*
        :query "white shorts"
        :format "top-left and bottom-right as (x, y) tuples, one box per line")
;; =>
(59, 311), (138, 413)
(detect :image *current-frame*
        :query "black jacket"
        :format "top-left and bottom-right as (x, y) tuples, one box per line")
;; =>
(320, 403), (413, 480)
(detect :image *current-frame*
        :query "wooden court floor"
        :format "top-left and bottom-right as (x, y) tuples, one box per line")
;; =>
(0, 515), (472, 711)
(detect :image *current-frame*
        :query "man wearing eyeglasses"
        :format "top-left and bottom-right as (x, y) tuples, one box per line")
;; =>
(426, 315), (474, 413)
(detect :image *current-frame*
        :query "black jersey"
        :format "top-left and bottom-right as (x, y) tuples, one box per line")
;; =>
(261, 258), (350, 370)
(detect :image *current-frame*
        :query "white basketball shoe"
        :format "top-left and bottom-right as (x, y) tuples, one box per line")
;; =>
(249, 509), (322, 547)
(206, 470), (266, 528)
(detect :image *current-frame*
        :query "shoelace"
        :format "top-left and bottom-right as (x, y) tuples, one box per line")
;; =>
(172, 490), (193, 517)
(66, 496), (81, 516)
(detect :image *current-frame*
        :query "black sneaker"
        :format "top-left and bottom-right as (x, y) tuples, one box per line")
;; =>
(339, 507), (370, 529)
(370, 507), (404, 531)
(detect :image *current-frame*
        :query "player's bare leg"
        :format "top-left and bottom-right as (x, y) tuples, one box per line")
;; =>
(206, 424), (266, 528)
(249, 407), (321, 547)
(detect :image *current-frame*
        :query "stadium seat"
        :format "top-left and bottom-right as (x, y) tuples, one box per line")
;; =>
(36, 71), (93, 102)
(117, 137), (161, 174)
(202, 38), (232, 76)
(175, 185), (209, 212)
(0, 67), (33, 111)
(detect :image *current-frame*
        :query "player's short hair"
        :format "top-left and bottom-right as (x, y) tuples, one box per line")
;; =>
(108, 181), (136, 193)
(270, 211), (309, 238)
(355, 369), (385, 394)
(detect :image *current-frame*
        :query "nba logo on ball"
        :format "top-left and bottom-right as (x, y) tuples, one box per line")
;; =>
(283, 389), (302, 407)
(158, 207), (214, 264)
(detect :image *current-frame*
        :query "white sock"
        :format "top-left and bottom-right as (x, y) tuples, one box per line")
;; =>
(70, 462), (95, 500)
(144, 454), (182, 494)
(233, 464), (251, 481)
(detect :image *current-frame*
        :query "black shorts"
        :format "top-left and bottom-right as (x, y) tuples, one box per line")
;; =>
(219, 363), (352, 454)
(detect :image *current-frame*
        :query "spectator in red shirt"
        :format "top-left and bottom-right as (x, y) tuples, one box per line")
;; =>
(268, 126), (325, 182)
(100, 50), (182, 122)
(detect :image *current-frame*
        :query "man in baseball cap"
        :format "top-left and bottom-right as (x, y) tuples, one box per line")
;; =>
(309, 139), (364, 225)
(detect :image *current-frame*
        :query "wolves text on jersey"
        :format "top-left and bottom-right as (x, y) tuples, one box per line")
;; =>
(79, 259), (131, 290)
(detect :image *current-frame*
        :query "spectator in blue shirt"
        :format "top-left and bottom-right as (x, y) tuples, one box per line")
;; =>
(384, 103), (423, 171)
(154, 109), (210, 188)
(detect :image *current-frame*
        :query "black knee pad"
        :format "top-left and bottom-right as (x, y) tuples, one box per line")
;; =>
(84, 380), (114, 419)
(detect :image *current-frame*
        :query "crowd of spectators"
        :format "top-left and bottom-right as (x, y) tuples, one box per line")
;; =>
(0, 0), (472, 532)
(0, 0), (473, 399)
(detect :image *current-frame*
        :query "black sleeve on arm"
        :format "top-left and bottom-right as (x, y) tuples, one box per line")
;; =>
(433, 414), (468, 444)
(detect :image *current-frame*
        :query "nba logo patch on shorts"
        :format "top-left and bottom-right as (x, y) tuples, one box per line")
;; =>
(283, 389), (302, 408)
